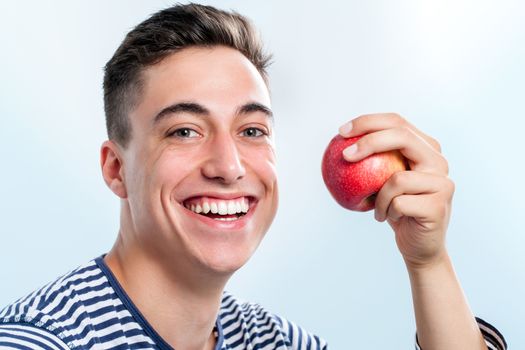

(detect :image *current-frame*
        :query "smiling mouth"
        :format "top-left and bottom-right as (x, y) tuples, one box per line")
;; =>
(182, 196), (253, 221)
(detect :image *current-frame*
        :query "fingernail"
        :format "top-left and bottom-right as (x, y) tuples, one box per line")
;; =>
(343, 144), (358, 158)
(338, 122), (353, 136)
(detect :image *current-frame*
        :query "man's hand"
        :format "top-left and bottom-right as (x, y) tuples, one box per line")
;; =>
(338, 113), (454, 269)
(338, 113), (488, 350)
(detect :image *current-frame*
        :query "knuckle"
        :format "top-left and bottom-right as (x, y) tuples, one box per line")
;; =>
(440, 157), (449, 174)
(398, 125), (414, 138)
(389, 171), (406, 188)
(358, 133), (373, 149)
(430, 137), (442, 152)
(391, 196), (404, 212)
(445, 178), (456, 194)
(432, 153), (449, 174)
(390, 113), (405, 124)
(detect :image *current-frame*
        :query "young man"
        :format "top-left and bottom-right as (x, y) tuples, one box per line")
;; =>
(0, 3), (506, 350)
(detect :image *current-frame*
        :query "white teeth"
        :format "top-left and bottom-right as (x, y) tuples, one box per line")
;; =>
(218, 201), (228, 215)
(185, 197), (251, 215)
(195, 204), (202, 214)
(210, 202), (218, 214)
(227, 201), (236, 215)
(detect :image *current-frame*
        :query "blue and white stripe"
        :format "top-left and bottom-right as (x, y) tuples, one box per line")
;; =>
(0, 257), (328, 349)
(0, 256), (506, 349)
(414, 316), (507, 350)
(0, 324), (70, 350)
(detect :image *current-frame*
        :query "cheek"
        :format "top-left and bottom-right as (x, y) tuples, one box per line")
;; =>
(154, 148), (198, 188)
(256, 161), (278, 189)
(244, 145), (278, 190)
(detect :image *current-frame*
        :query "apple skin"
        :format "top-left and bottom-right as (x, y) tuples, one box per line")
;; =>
(321, 134), (408, 211)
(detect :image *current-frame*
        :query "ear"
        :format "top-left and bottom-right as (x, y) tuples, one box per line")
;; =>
(100, 140), (128, 199)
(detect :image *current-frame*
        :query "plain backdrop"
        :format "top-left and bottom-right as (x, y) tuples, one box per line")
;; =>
(1, 0), (523, 348)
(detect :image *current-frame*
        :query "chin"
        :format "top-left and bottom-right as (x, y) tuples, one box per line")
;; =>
(197, 255), (249, 277)
(197, 241), (258, 276)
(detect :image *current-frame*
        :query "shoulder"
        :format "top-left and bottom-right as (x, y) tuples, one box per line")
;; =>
(0, 258), (114, 349)
(219, 292), (328, 350)
(0, 323), (70, 349)
(0, 259), (104, 322)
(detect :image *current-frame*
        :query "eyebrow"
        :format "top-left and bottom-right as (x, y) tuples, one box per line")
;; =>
(152, 101), (273, 125)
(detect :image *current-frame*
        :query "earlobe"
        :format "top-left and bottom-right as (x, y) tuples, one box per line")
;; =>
(100, 140), (128, 199)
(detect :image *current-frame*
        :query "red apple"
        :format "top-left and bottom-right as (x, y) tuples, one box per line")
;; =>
(321, 134), (407, 211)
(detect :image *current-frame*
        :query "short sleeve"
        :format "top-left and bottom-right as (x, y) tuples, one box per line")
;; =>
(414, 317), (507, 350)
(0, 323), (71, 350)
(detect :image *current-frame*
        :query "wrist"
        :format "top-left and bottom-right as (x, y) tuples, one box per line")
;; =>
(404, 250), (451, 276)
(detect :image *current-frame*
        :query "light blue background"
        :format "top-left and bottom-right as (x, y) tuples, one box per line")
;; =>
(1, 1), (523, 348)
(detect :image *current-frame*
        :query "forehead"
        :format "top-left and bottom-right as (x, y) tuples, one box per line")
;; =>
(132, 46), (271, 126)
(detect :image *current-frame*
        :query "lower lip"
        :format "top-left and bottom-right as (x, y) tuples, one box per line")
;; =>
(182, 201), (257, 231)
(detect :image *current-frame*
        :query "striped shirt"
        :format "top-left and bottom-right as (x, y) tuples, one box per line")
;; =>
(0, 256), (506, 349)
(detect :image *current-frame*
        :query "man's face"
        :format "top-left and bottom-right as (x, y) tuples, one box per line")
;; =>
(118, 46), (277, 275)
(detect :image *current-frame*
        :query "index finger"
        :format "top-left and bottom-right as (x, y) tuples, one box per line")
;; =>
(339, 113), (442, 153)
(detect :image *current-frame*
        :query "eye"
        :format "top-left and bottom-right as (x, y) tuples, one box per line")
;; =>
(241, 127), (266, 137)
(169, 128), (200, 138)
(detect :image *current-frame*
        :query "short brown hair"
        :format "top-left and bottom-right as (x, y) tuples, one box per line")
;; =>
(103, 3), (272, 148)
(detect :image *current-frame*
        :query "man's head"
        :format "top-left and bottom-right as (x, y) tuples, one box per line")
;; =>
(103, 3), (272, 149)
(100, 4), (278, 277)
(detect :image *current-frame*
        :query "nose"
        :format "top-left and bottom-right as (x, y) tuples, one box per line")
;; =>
(201, 133), (246, 184)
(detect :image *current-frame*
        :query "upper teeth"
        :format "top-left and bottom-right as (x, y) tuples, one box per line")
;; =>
(186, 197), (249, 215)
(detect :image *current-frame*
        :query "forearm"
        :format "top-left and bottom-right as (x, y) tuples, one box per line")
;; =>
(407, 253), (487, 350)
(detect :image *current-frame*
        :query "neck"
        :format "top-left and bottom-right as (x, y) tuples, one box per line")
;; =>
(105, 229), (228, 350)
